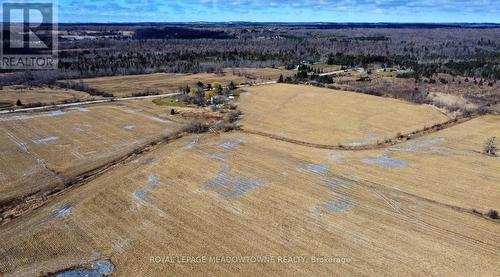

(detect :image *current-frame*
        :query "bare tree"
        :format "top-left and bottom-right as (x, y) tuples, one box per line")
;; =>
(484, 137), (497, 156)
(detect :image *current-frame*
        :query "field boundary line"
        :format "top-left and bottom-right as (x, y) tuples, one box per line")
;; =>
(239, 115), (478, 151)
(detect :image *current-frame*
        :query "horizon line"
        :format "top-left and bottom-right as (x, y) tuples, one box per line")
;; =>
(21, 21), (500, 25)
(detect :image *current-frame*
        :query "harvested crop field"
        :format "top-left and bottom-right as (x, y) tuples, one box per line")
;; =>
(0, 86), (96, 108)
(239, 84), (450, 146)
(312, 115), (500, 211)
(79, 68), (292, 97)
(226, 67), (293, 80)
(0, 124), (499, 276)
(0, 100), (183, 222)
(0, 82), (499, 276)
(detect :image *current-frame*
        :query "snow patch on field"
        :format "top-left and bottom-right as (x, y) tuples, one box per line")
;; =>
(389, 138), (446, 153)
(304, 162), (350, 190)
(220, 139), (244, 149)
(123, 124), (136, 130)
(304, 161), (353, 213)
(33, 136), (59, 144)
(204, 163), (264, 198)
(0, 107), (94, 122)
(50, 110), (65, 116)
(207, 153), (231, 160)
(70, 107), (90, 112)
(54, 205), (72, 219)
(0, 109), (70, 122)
(317, 197), (352, 213)
(133, 190), (150, 203)
(133, 173), (161, 206)
(148, 116), (170, 123)
(204, 141), (264, 198)
(148, 174), (160, 187)
(363, 155), (408, 168)
(305, 163), (329, 175)
(123, 108), (143, 113)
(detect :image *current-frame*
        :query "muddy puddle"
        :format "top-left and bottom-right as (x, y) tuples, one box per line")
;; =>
(51, 260), (114, 277)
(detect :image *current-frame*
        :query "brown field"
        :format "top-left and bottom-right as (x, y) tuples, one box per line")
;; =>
(310, 63), (342, 72)
(0, 100), (183, 216)
(0, 117), (498, 276)
(324, 115), (500, 210)
(225, 67), (294, 80)
(0, 83), (499, 276)
(240, 84), (450, 146)
(80, 68), (292, 97)
(0, 86), (96, 108)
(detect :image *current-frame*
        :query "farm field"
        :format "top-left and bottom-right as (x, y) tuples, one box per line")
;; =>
(225, 67), (293, 80)
(0, 123), (499, 276)
(318, 115), (500, 211)
(239, 84), (450, 146)
(310, 63), (342, 72)
(0, 86), (96, 108)
(0, 82), (498, 276)
(79, 68), (292, 97)
(0, 100), (183, 222)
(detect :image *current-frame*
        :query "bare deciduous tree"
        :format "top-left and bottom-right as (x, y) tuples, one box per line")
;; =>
(484, 137), (497, 156)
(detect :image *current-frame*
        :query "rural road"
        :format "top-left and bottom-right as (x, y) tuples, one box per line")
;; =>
(0, 93), (181, 115)
(0, 81), (277, 115)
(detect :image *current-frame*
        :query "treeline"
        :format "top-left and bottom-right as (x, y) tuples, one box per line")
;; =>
(53, 25), (499, 79)
(326, 53), (500, 79)
(57, 80), (112, 97)
(2, 26), (498, 81)
(133, 27), (233, 39)
(326, 53), (410, 67)
(0, 70), (58, 86)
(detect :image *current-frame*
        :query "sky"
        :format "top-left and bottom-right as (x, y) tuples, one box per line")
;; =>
(3, 0), (500, 23)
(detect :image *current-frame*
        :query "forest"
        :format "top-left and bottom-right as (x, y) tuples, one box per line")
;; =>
(1, 23), (499, 83)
